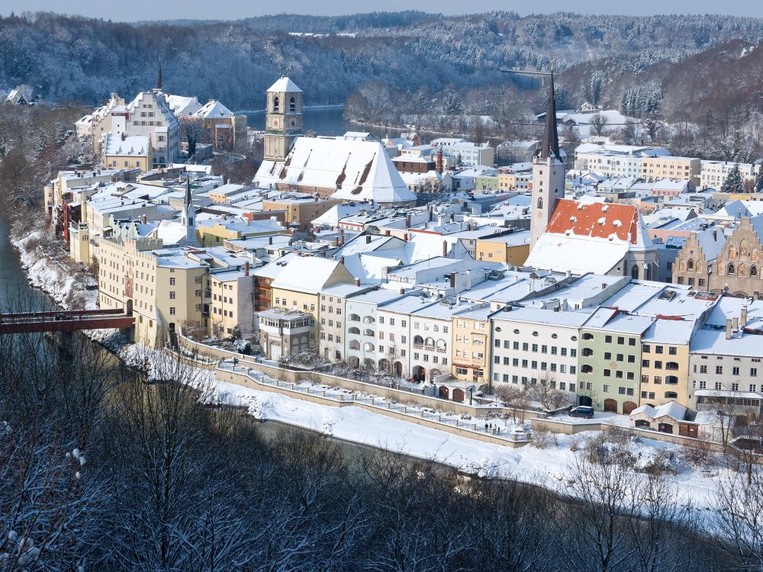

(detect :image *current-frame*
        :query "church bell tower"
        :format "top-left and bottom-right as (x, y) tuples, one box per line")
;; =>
(264, 76), (303, 161)
(530, 68), (566, 249)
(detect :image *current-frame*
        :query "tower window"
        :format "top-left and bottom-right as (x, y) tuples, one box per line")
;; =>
(537, 197), (543, 209)
(290, 96), (296, 112)
(273, 96), (280, 112)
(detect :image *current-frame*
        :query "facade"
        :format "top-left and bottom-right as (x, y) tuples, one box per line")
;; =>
(208, 268), (255, 338)
(102, 133), (153, 171)
(262, 195), (342, 230)
(318, 284), (372, 362)
(642, 156), (700, 185)
(264, 77), (303, 161)
(710, 217), (763, 298)
(672, 227), (726, 289)
(474, 232), (530, 266)
(578, 309), (652, 414)
(124, 90), (180, 167)
(700, 160), (757, 190)
(450, 306), (491, 385)
(490, 308), (584, 392)
(258, 309), (313, 361)
(640, 319), (694, 408)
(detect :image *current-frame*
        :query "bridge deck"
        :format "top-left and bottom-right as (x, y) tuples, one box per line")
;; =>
(0, 309), (134, 335)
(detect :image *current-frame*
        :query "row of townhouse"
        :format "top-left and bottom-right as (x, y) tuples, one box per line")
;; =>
(255, 256), (763, 414)
(574, 144), (760, 189)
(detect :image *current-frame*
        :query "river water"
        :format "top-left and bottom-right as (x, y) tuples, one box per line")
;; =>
(244, 106), (403, 140)
(0, 214), (49, 312)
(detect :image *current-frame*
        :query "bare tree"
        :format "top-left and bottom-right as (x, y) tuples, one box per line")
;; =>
(590, 113), (609, 136)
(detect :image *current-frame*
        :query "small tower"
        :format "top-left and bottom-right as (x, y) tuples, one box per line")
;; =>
(530, 68), (566, 250)
(181, 176), (197, 246)
(264, 76), (303, 161)
(156, 58), (163, 92)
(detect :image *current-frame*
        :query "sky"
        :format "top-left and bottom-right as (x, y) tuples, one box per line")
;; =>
(1, 0), (762, 22)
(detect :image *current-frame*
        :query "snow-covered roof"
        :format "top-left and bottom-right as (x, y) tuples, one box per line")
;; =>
(255, 138), (416, 205)
(194, 99), (234, 119)
(526, 199), (653, 275)
(270, 256), (347, 294)
(267, 76), (302, 93)
(631, 401), (686, 422)
(103, 134), (150, 157)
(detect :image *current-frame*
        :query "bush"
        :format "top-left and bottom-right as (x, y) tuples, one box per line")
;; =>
(532, 429), (557, 449)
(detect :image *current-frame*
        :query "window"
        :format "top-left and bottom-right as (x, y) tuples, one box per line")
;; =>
(169, 291), (176, 299)
(733, 367), (740, 376)
(532, 344), (538, 352)
(604, 352), (612, 360)
(629, 339), (636, 346)
(616, 354), (624, 362)
(654, 376), (662, 384)
(716, 366), (723, 375)
(750, 384), (758, 393)
(643, 344), (651, 353)
(655, 361), (663, 369)
(603, 384), (610, 393)
(522, 343), (529, 351)
(627, 355), (635, 363)
(700, 365), (707, 374)
(752, 368), (758, 377)
(668, 347), (677, 356)
(617, 337), (625, 345)
(513, 341), (519, 350)
(604, 369), (611, 377)
(655, 346), (664, 354)
(169, 277), (176, 285)
(169, 307), (176, 315)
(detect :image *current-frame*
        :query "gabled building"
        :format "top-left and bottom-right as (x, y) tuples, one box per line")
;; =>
(526, 199), (659, 279)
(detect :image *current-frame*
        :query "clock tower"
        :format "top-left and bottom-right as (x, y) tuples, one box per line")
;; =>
(264, 76), (303, 161)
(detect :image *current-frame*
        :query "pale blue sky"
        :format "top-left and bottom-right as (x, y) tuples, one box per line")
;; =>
(1, 0), (762, 22)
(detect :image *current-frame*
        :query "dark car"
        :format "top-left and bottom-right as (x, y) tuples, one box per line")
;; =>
(569, 405), (594, 419)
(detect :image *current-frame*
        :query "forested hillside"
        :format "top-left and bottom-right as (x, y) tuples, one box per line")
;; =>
(1, 10), (762, 114)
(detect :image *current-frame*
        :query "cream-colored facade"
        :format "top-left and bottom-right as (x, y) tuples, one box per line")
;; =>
(450, 308), (491, 384)
(475, 235), (530, 266)
(98, 237), (208, 347)
(642, 156), (700, 185)
(208, 269), (255, 338)
(699, 160), (757, 190)
(640, 339), (691, 408)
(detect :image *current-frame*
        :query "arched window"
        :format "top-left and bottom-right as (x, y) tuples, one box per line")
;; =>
(687, 259), (694, 271)
(289, 96), (296, 112)
(363, 329), (374, 337)
(348, 327), (360, 335)
(273, 96), (280, 112)
(752, 266), (758, 277)
(349, 314), (360, 322)
(665, 391), (678, 399)
(349, 340), (360, 350)
(436, 339), (447, 349)
(363, 342), (375, 352)
(363, 316), (375, 324)
(728, 263), (735, 275)
(631, 265), (639, 279)
(425, 337), (435, 347)
(537, 197), (543, 209)
(413, 335), (424, 345)
(581, 364), (594, 374)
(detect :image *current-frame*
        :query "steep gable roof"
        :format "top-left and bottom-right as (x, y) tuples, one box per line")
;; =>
(545, 199), (641, 244)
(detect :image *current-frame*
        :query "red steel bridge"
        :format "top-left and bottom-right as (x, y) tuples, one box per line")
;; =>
(0, 308), (134, 335)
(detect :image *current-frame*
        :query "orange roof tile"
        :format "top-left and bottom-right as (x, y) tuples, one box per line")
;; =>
(545, 199), (639, 244)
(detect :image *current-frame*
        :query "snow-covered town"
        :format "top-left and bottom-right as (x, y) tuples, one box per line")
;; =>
(6, 7), (763, 569)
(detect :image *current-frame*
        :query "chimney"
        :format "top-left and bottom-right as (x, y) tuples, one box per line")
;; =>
(339, 256), (345, 265)
(429, 209), (433, 222)
(404, 233), (409, 241)
(450, 272), (457, 288)
(733, 316), (739, 330)
(399, 287), (405, 294)
(141, 214), (147, 225)
(269, 236), (273, 245)
(436, 147), (443, 174)
(726, 318), (733, 340)
(442, 240), (448, 257)
(366, 235), (372, 244)
(354, 278), (361, 286)
(405, 214), (411, 228)
(385, 229), (391, 236)
(244, 261), (250, 276)
(742, 305), (748, 328)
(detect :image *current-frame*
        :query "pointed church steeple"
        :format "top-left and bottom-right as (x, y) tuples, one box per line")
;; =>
(530, 64), (565, 251)
(157, 58), (163, 92)
(539, 66), (560, 161)
(182, 176), (196, 246)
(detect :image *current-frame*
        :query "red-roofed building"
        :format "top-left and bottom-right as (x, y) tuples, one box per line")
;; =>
(526, 199), (658, 278)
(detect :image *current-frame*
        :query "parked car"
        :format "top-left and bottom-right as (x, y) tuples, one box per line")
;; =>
(569, 405), (594, 419)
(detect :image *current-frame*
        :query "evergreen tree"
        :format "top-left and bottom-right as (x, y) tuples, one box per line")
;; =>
(721, 163), (744, 193)
(756, 162), (763, 193)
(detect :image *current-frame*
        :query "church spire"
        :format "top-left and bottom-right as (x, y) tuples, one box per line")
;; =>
(539, 65), (560, 161)
(182, 176), (196, 246)
(157, 57), (163, 92)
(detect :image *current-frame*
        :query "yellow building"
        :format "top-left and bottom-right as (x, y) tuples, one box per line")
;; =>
(196, 218), (288, 247)
(642, 156), (700, 185)
(102, 133), (153, 172)
(262, 195), (341, 230)
(208, 267), (255, 338)
(475, 231), (531, 266)
(98, 236), (208, 347)
(450, 306), (492, 385)
(639, 320), (694, 408)
(269, 255), (354, 348)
